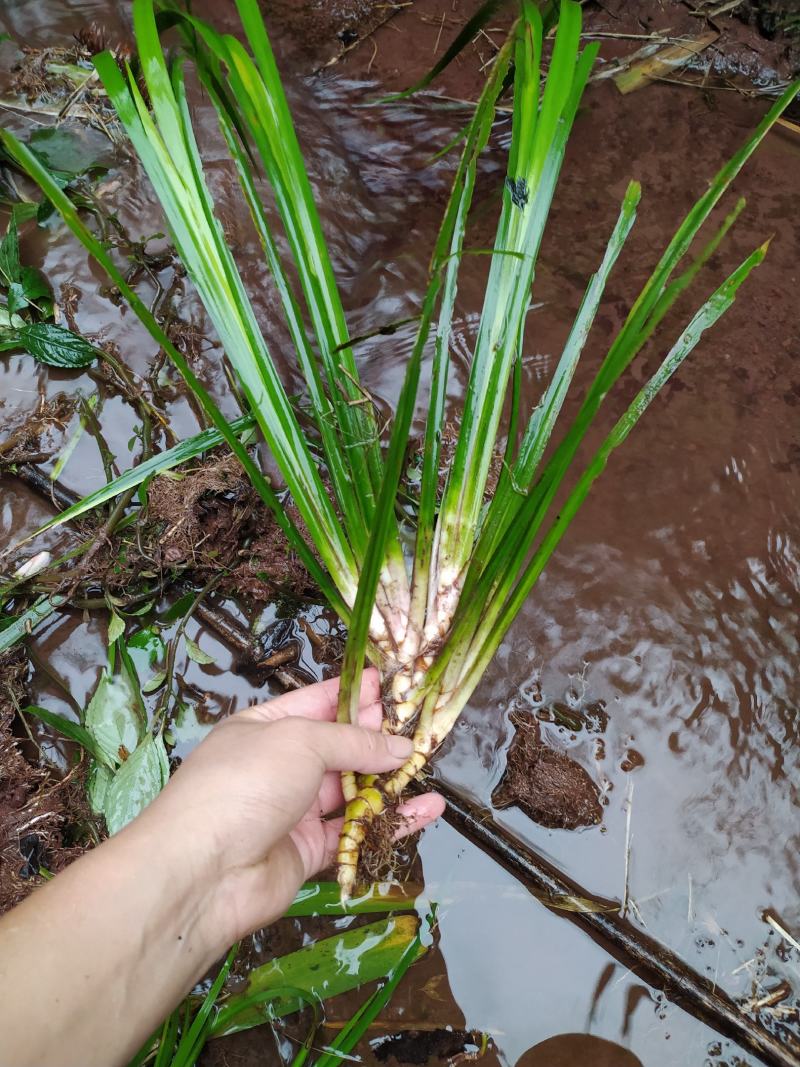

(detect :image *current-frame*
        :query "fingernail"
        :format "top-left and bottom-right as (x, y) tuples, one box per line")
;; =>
(386, 734), (414, 758)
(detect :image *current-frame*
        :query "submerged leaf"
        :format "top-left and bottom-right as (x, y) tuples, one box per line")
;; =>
(210, 915), (424, 1037)
(28, 126), (114, 176)
(286, 880), (421, 916)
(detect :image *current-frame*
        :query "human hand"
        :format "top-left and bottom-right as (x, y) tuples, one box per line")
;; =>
(137, 668), (444, 950)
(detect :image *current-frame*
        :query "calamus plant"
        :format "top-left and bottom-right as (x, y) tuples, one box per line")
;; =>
(3, 0), (797, 897)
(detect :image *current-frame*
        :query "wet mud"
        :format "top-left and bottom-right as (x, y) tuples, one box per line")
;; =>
(492, 709), (603, 831)
(0, 0), (798, 1064)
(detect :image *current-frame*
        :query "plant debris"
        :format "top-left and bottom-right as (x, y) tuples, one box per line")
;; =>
(614, 30), (720, 93)
(372, 1027), (487, 1065)
(0, 394), (75, 468)
(145, 453), (315, 602)
(0, 650), (94, 914)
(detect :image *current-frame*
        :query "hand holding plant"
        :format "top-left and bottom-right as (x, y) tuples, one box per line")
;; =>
(0, 674), (442, 1067)
(2, 0), (796, 898)
(148, 670), (444, 943)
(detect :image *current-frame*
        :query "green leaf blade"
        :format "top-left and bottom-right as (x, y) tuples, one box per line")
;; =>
(104, 733), (170, 835)
(18, 323), (98, 368)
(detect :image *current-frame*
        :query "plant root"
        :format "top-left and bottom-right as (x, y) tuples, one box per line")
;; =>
(337, 749), (429, 900)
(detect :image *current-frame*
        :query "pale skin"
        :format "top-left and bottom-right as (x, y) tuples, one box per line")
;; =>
(0, 669), (444, 1067)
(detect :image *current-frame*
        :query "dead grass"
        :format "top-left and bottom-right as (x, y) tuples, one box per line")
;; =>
(0, 650), (95, 915)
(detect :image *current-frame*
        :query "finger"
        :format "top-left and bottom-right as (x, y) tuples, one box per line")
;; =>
(311, 702), (386, 815)
(394, 792), (446, 838)
(238, 668), (381, 725)
(317, 770), (344, 816)
(312, 792), (444, 873)
(304, 720), (414, 774)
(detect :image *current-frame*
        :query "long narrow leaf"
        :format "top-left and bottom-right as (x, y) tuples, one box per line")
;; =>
(22, 704), (110, 767)
(0, 595), (65, 654)
(209, 916), (421, 1037)
(11, 415), (255, 551)
(467, 178), (641, 586)
(407, 32), (517, 640)
(230, 0), (385, 510)
(313, 927), (425, 1067)
(0, 102), (349, 622)
(454, 241), (769, 704)
(435, 2), (597, 594)
(172, 942), (239, 1067)
(96, 11), (357, 597)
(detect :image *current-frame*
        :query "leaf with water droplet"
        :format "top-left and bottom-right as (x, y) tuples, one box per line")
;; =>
(104, 734), (169, 834)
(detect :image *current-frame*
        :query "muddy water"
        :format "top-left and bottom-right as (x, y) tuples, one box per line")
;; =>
(1, 0), (799, 1064)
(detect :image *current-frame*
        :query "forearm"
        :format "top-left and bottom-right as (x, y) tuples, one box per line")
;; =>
(0, 806), (224, 1067)
(0, 680), (436, 1067)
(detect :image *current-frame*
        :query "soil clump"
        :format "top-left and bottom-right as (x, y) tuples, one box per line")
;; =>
(145, 453), (314, 603)
(492, 709), (603, 831)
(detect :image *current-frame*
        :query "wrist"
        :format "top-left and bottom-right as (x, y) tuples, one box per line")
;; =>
(118, 795), (231, 963)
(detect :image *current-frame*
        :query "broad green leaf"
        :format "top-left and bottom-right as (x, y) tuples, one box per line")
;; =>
(210, 915), (423, 1037)
(184, 635), (214, 665)
(6, 282), (27, 315)
(108, 610), (126, 645)
(0, 307), (24, 329)
(142, 668), (167, 694)
(104, 733), (170, 834)
(84, 670), (141, 767)
(18, 322), (98, 368)
(88, 761), (114, 815)
(22, 704), (111, 767)
(10, 201), (38, 226)
(286, 880), (420, 916)
(128, 627), (166, 665)
(0, 217), (20, 284)
(20, 265), (52, 305)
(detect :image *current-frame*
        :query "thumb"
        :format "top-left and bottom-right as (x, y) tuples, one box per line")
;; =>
(306, 720), (414, 774)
